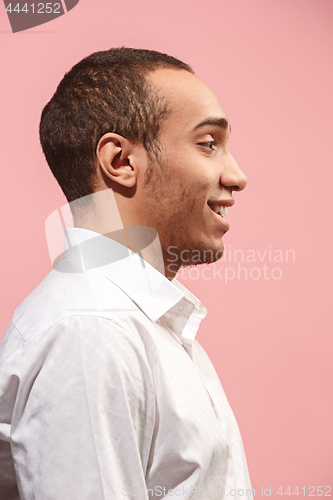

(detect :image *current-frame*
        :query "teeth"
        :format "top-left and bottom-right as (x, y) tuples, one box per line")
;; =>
(211, 204), (228, 216)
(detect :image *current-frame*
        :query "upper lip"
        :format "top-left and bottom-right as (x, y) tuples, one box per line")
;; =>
(207, 199), (235, 208)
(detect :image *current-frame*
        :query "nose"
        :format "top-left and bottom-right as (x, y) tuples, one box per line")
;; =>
(220, 152), (247, 192)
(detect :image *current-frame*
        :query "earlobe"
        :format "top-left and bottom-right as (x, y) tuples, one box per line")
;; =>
(96, 133), (137, 188)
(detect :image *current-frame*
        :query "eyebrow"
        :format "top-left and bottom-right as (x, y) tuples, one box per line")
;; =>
(193, 117), (231, 134)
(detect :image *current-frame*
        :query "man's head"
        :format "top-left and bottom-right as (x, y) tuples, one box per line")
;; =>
(40, 47), (247, 279)
(39, 47), (193, 206)
(135, 69), (248, 276)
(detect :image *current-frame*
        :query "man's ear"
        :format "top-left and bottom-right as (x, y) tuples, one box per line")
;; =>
(96, 133), (138, 188)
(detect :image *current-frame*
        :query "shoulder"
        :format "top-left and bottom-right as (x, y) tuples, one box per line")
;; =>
(1, 314), (151, 379)
(1, 267), (152, 380)
(0, 315), (155, 428)
(9, 267), (138, 344)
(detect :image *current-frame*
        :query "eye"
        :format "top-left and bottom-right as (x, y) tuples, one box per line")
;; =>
(198, 141), (218, 150)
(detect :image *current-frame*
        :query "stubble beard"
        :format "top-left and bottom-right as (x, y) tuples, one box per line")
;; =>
(143, 152), (225, 276)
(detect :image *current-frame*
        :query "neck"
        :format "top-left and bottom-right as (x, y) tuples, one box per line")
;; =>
(71, 189), (182, 281)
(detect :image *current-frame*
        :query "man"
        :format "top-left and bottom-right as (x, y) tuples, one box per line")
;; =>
(0, 48), (252, 499)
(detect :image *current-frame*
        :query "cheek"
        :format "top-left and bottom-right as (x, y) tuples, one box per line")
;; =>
(161, 156), (212, 206)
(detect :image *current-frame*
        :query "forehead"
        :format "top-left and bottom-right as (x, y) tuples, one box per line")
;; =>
(147, 68), (227, 136)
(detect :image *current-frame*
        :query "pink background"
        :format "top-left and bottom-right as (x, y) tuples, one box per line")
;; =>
(1, 0), (332, 494)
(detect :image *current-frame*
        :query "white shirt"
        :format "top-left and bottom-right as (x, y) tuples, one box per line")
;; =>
(0, 228), (252, 500)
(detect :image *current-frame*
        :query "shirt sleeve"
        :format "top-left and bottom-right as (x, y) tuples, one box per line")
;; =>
(8, 315), (155, 500)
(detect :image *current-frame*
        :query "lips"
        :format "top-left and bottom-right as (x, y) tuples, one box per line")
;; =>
(207, 200), (232, 232)
(208, 203), (228, 216)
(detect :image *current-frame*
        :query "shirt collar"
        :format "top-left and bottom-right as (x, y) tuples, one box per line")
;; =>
(59, 228), (207, 340)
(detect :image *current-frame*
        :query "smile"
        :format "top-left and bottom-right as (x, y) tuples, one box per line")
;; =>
(207, 203), (228, 217)
(207, 201), (231, 232)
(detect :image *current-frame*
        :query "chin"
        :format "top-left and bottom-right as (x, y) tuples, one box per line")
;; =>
(179, 239), (225, 268)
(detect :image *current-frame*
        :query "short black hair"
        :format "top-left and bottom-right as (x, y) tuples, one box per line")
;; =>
(39, 47), (193, 205)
